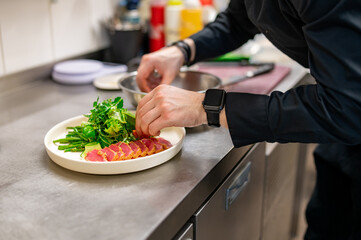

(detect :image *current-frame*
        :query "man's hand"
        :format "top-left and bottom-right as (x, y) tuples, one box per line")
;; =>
(135, 39), (230, 136)
(135, 85), (207, 136)
(136, 47), (184, 93)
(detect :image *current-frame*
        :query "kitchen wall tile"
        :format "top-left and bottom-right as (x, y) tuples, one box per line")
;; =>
(0, 0), (53, 74)
(89, 0), (117, 49)
(51, 0), (110, 60)
(0, 28), (4, 76)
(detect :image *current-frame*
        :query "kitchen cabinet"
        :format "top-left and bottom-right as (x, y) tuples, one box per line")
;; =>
(194, 143), (265, 240)
(173, 142), (303, 240)
(173, 223), (194, 240)
(262, 143), (300, 240)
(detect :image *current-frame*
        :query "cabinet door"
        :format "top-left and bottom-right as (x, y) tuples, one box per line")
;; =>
(262, 143), (299, 240)
(194, 143), (265, 240)
(173, 223), (194, 240)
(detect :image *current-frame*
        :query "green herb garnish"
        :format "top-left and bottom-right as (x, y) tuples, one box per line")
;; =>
(53, 97), (136, 154)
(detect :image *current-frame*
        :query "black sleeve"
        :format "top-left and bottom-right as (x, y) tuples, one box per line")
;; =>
(226, 0), (361, 147)
(189, 0), (260, 63)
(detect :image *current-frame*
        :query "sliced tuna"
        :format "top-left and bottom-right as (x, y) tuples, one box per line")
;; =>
(117, 142), (134, 160)
(150, 138), (163, 153)
(85, 149), (107, 162)
(84, 136), (173, 162)
(155, 137), (172, 149)
(132, 130), (150, 139)
(99, 147), (119, 161)
(129, 142), (141, 158)
(109, 144), (125, 160)
(134, 140), (148, 157)
(139, 138), (155, 155)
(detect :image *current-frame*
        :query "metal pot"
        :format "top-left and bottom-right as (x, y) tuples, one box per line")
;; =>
(119, 70), (222, 106)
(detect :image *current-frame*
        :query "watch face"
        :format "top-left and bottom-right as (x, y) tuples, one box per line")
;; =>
(204, 89), (225, 106)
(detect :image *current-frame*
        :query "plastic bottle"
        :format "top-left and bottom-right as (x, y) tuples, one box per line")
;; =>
(138, 0), (151, 27)
(179, 0), (203, 39)
(123, 0), (141, 24)
(115, 0), (127, 22)
(149, 0), (166, 52)
(213, 0), (229, 12)
(199, 0), (217, 25)
(165, 0), (184, 45)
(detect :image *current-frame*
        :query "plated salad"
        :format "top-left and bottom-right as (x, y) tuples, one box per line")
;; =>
(53, 97), (172, 162)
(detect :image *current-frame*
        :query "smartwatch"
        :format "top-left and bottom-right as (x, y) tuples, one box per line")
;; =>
(202, 89), (226, 127)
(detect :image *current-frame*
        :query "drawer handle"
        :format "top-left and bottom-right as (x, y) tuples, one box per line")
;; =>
(225, 162), (252, 210)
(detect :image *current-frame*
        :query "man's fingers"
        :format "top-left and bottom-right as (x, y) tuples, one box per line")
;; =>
(136, 56), (154, 92)
(161, 71), (177, 86)
(136, 98), (155, 128)
(136, 86), (158, 112)
(136, 87), (163, 136)
(136, 85), (206, 138)
(148, 116), (173, 136)
(139, 107), (162, 136)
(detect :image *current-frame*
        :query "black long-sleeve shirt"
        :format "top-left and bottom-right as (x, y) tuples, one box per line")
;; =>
(190, 0), (361, 147)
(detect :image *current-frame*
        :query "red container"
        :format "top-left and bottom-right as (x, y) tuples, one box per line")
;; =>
(200, 0), (213, 5)
(149, 1), (165, 52)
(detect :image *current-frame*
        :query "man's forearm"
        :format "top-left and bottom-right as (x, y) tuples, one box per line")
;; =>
(188, 2), (260, 63)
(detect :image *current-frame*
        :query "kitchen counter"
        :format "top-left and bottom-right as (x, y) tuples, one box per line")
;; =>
(0, 62), (308, 240)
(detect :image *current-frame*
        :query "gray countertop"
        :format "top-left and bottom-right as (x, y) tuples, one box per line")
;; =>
(0, 63), (307, 240)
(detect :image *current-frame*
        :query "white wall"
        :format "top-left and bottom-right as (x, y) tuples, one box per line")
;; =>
(0, 0), (53, 75)
(51, 0), (99, 60)
(89, 0), (116, 49)
(0, 26), (4, 76)
(0, 0), (118, 77)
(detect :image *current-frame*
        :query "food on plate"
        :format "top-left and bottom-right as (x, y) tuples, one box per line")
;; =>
(156, 137), (173, 149)
(134, 140), (148, 157)
(118, 142), (134, 159)
(151, 138), (164, 153)
(129, 142), (142, 158)
(84, 137), (172, 162)
(100, 147), (119, 161)
(53, 97), (136, 153)
(53, 96), (173, 161)
(84, 148), (107, 162)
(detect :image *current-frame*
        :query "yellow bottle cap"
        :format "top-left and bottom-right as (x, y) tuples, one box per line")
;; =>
(168, 0), (183, 6)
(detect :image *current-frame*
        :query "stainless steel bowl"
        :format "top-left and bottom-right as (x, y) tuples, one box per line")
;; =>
(119, 70), (222, 106)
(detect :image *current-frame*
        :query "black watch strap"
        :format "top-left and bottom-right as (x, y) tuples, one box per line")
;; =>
(206, 111), (221, 127)
(169, 40), (192, 66)
(202, 89), (226, 127)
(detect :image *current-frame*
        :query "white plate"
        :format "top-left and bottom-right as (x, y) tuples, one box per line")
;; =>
(44, 115), (185, 175)
(93, 73), (126, 90)
(53, 59), (103, 75)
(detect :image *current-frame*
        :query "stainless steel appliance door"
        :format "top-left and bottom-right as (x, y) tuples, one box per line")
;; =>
(174, 223), (194, 240)
(194, 143), (265, 240)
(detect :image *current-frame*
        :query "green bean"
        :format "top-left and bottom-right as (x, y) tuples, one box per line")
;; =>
(53, 137), (82, 143)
